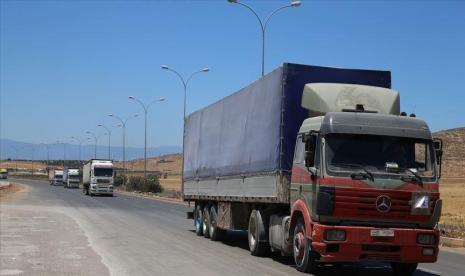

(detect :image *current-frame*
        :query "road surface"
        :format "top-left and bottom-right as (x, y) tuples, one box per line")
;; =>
(1, 178), (463, 276)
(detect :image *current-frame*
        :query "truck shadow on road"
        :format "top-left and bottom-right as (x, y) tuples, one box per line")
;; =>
(207, 230), (439, 276)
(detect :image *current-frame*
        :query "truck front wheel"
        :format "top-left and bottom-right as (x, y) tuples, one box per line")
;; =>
(248, 209), (269, 256)
(293, 219), (318, 273)
(390, 262), (418, 275)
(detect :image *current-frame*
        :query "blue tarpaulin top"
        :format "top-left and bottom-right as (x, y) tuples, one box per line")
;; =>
(183, 63), (391, 181)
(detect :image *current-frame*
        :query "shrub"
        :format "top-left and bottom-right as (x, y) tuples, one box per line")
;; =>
(114, 174), (127, 187)
(126, 174), (163, 193)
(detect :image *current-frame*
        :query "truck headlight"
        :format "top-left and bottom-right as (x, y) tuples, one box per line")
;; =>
(417, 234), (435, 245)
(325, 229), (346, 241)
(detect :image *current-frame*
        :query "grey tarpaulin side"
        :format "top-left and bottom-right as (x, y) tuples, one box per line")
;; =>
(184, 67), (284, 180)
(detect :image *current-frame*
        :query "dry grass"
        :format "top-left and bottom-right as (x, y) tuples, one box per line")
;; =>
(0, 160), (50, 171)
(439, 178), (465, 238)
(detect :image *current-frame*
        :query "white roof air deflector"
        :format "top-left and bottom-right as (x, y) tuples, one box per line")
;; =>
(301, 83), (400, 116)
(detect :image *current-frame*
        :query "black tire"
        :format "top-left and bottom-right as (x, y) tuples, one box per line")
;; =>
(209, 205), (224, 241)
(248, 209), (270, 256)
(293, 218), (318, 273)
(194, 204), (203, 236)
(202, 206), (211, 239)
(83, 187), (88, 195)
(391, 262), (418, 275)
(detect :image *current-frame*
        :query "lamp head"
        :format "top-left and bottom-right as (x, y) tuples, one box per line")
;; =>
(129, 96), (135, 100)
(227, 0), (238, 3)
(202, 67), (210, 72)
(161, 65), (169, 70)
(159, 97), (165, 102)
(291, 1), (301, 7)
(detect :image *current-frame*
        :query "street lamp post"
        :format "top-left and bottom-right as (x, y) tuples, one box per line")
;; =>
(12, 147), (23, 172)
(40, 143), (51, 168)
(97, 124), (112, 160)
(56, 141), (66, 168)
(161, 66), (209, 121)
(161, 65), (209, 194)
(108, 113), (139, 181)
(71, 137), (84, 163)
(86, 131), (98, 159)
(129, 96), (165, 182)
(227, 0), (301, 77)
(31, 145), (35, 176)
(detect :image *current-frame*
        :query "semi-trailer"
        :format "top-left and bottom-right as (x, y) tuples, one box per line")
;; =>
(48, 169), (64, 186)
(82, 159), (114, 196)
(183, 63), (442, 275)
(63, 168), (80, 188)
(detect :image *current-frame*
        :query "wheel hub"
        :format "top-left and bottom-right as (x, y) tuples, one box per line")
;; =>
(294, 232), (305, 260)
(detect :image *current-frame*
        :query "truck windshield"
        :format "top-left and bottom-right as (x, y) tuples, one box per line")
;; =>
(55, 175), (63, 179)
(69, 175), (80, 179)
(325, 134), (435, 180)
(94, 168), (113, 177)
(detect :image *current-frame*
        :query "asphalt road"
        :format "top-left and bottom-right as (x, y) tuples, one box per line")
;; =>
(1, 178), (464, 276)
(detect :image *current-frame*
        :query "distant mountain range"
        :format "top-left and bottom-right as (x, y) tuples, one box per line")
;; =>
(0, 138), (181, 161)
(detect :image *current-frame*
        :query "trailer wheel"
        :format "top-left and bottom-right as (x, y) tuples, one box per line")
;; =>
(390, 262), (418, 275)
(209, 205), (224, 241)
(248, 209), (270, 256)
(293, 218), (318, 272)
(202, 206), (211, 239)
(194, 204), (203, 236)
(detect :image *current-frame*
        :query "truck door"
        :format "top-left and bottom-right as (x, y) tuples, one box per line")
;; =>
(290, 134), (319, 211)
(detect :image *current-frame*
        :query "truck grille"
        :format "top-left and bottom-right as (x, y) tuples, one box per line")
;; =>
(97, 179), (110, 183)
(333, 187), (438, 222)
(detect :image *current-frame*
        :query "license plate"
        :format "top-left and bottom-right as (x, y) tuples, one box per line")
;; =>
(371, 229), (394, 237)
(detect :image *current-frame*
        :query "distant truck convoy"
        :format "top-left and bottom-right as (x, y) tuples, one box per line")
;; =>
(82, 159), (114, 196)
(0, 169), (7, 179)
(183, 63), (443, 275)
(48, 169), (64, 186)
(63, 168), (80, 188)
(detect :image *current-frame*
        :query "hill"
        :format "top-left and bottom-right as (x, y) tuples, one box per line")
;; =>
(433, 127), (465, 178)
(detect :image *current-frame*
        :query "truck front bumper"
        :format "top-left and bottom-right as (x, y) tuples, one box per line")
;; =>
(68, 182), (80, 188)
(90, 185), (113, 195)
(311, 224), (439, 263)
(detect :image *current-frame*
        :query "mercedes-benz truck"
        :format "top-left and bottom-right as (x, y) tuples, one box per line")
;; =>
(63, 168), (80, 188)
(82, 159), (114, 196)
(183, 63), (443, 275)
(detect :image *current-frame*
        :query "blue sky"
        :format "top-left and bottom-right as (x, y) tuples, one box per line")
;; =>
(1, 1), (464, 148)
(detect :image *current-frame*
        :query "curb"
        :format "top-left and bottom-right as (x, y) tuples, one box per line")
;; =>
(115, 189), (188, 206)
(440, 236), (465, 248)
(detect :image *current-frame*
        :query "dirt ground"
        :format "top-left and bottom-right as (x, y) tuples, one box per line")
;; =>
(0, 183), (23, 197)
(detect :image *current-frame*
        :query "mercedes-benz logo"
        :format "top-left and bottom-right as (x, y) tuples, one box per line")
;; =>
(376, 195), (392, 213)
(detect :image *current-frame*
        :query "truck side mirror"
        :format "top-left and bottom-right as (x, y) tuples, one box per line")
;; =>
(304, 150), (314, 168)
(304, 134), (316, 168)
(433, 138), (443, 178)
(433, 139), (443, 163)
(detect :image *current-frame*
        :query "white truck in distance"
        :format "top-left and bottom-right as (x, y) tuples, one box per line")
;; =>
(48, 169), (63, 186)
(82, 160), (114, 196)
(63, 168), (80, 188)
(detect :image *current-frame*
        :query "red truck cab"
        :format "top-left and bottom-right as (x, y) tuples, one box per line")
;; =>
(289, 84), (443, 275)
